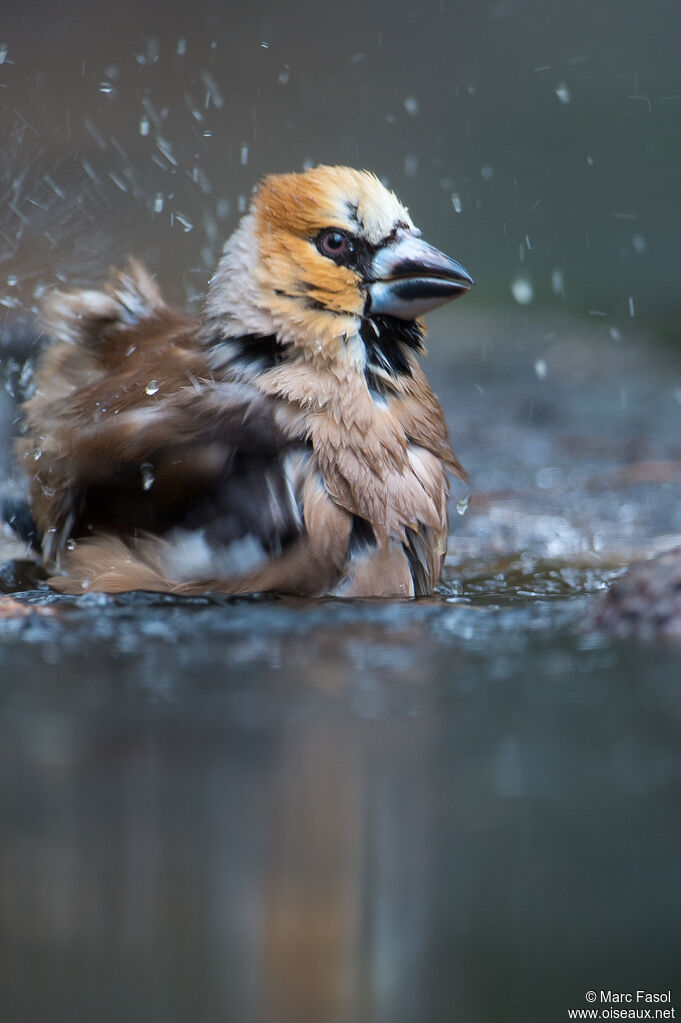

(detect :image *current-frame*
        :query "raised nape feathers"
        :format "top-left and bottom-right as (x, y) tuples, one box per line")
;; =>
(10, 165), (474, 598)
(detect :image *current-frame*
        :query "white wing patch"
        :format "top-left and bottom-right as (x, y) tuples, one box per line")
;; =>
(162, 528), (267, 582)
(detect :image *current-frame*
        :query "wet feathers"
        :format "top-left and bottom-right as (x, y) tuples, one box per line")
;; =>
(13, 166), (473, 597)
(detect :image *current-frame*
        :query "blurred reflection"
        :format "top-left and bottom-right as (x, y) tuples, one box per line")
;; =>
(1, 607), (680, 1022)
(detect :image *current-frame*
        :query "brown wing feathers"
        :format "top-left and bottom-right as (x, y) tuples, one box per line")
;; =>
(20, 264), (289, 554)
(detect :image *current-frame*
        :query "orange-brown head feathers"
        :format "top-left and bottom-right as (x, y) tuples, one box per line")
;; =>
(253, 166), (414, 248)
(202, 165), (473, 360)
(251, 167), (414, 324)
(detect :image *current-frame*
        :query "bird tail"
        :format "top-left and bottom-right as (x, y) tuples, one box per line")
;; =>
(47, 534), (177, 595)
(41, 258), (167, 350)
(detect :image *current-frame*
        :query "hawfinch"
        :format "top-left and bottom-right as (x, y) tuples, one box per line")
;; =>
(9, 166), (474, 597)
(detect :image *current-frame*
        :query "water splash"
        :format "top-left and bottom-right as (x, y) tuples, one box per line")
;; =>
(140, 463), (155, 491)
(456, 495), (470, 516)
(511, 276), (534, 305)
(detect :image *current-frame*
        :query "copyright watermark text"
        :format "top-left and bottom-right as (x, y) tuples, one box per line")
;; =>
(568, 991), (675, 1020)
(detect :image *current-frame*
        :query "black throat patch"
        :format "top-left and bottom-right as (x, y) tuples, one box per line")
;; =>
(360, 315), (424, 394)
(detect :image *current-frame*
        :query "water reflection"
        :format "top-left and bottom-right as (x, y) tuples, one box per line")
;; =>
(1, 594), (680, 1022)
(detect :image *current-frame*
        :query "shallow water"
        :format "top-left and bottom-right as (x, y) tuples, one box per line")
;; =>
(2, 575), (681, 1023)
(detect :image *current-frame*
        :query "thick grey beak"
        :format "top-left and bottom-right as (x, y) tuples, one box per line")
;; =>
(365, 233), (475, 320)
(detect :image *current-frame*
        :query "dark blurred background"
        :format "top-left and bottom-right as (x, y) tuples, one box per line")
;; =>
(2, 0), (680, 333)
(2, 3), (681, 1022)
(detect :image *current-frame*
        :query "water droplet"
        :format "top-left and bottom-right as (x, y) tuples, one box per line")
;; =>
(627, 295), (636, 317)
(240, 144), (249, 166)
(609, 326), (621, 342)
(632, 233), (647, 255)
(145, 380), (160, 395)
(451, 193), (462, 213)
(456, 494), (470, 516)
(66, 539), (77, 551)
(177, 38), (187, 56)
(403, 96), (419, 116)
(108, 171), (128, 193)
(140, 463), (155, 491)
(481, 165), (494, 181)
(6, 274), (17, 287)
(511, 276), (534, 305)
(139, 115), (150, 137)
(551, 268), (564, 295)
(33, 447), (42, 461)
(260, 40), (269, 48)
(0, 44), (8, 64)
(172, 213), (193, 233)
(98, 81), (116, 97)
(404, 154), (419, 178)
(278, 66), (290, 85)
(555, 82), (571, 104)
(201, 70), (224, 109)
(154, 193), (164, 213)
(534, 358), (548, 379)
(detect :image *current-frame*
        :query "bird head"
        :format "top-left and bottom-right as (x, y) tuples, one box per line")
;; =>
(203, 165), (474, 357)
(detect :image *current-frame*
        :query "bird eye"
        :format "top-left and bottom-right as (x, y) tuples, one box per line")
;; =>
(318, 229), (350, 260)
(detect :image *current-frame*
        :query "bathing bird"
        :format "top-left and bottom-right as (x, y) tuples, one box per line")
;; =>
(9, 165), (474, 597)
